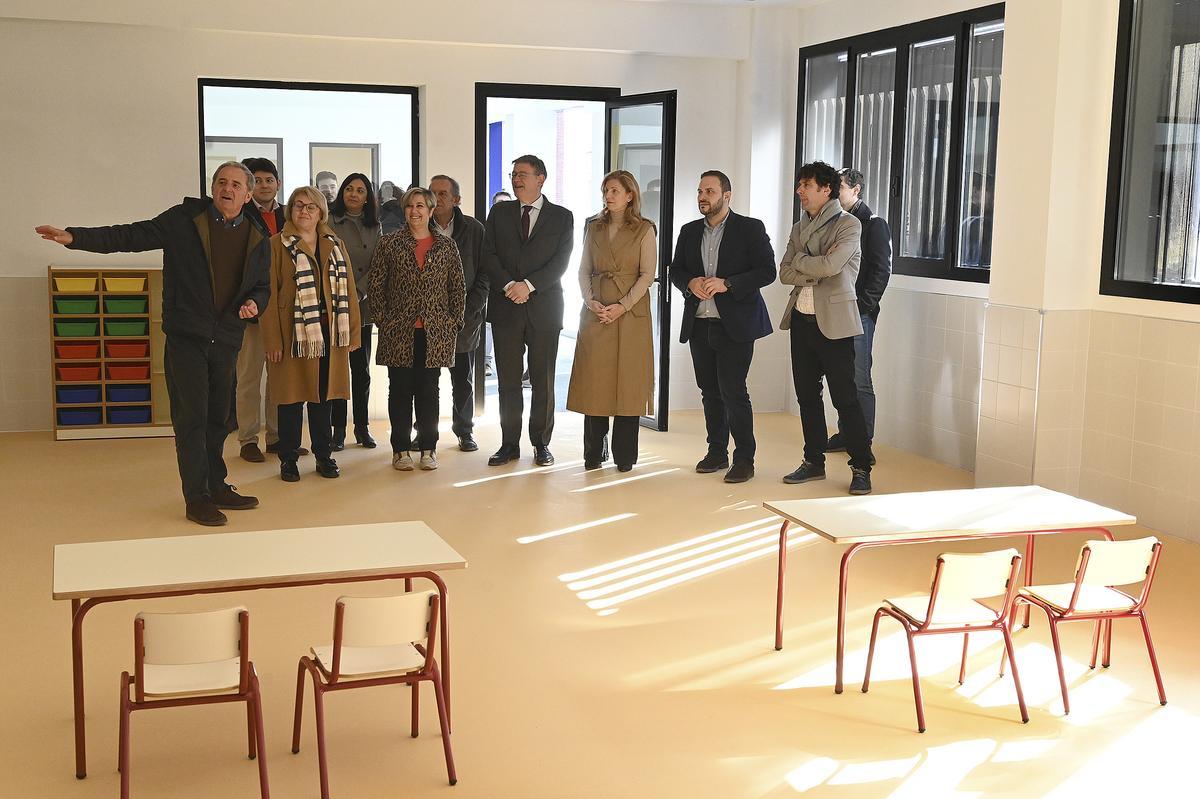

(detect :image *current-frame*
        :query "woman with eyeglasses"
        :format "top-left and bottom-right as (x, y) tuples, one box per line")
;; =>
(368, 186), (465, 472)
(327, 172), (382, 451)
(566, 170), (657, 472)
(261, 186), (362, 482)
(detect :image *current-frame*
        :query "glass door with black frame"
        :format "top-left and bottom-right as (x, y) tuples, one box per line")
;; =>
(604, 91), (676, 432)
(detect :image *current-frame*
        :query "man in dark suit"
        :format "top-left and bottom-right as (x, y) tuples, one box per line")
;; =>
(668, 170), (775, 483)
(825, 167), (891, 456)
(430, 174), (488, 453)
(481, 154), (574, 466)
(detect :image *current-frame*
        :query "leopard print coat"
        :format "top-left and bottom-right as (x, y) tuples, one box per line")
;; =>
(368, 228), (465, 368)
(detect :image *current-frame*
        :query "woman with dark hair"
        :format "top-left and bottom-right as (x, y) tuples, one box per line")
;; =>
(369, 187), (465, 472)
(327, 172), (381, 449)
(566, 170), (657, 472)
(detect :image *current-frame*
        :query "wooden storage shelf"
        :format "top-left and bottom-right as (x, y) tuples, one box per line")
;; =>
(48, 266), (172, 441)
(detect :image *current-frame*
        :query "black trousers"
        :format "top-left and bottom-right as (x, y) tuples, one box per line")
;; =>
(388, 328), (441, 452)
(688, 317), (756, 465)
(163, 334), (239, 503)
(492, 316), (558, 447)
(330, 323), (373, 431)
(789, 311), (872, 470)
(584, 415), (639, 466)
(278, 349), (333, 461)
(449, 350), (474, 438)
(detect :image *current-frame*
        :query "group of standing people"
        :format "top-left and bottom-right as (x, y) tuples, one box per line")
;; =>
(35, 149), (888, 527)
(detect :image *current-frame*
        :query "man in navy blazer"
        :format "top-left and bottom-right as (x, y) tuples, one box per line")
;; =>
(668, 170), (775, 483)
(481, 154), (575, 467)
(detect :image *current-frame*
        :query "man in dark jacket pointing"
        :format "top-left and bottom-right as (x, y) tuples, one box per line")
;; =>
(36, 161), (271, 526)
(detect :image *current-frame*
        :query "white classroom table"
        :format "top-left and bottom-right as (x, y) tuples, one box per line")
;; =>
(764, 485), (1136, 694)
(53, 521), (467, 779)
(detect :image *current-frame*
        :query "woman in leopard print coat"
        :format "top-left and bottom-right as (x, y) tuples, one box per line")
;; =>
(368, 187), (465, 467)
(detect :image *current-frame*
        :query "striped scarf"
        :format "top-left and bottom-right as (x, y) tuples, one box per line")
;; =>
(282, 234), (352, 358)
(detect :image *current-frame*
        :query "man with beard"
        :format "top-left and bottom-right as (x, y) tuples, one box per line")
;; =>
(668, 170), (775, 483)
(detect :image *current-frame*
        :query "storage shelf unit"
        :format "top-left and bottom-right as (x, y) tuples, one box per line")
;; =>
(48, 266), (172, 440)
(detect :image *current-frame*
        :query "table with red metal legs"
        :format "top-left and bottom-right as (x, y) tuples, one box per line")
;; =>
(54, 521), (466, 779)
(765, 486), (1136, 693)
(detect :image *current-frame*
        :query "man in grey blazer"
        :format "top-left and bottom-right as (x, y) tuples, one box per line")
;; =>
(481, 155), (575, 466)
(779, 161), (873, 495)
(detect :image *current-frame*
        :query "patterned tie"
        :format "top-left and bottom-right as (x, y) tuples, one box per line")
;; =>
(521, 205), (532, 241)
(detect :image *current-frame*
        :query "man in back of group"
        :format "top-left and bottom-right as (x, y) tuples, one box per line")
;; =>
(35, 162), (271, 525)
(778, 161), (873, 495)
(825, 167), (891, 458)
(429, 174), (488, 453)
(668, 170), (775, 484)
(315, 170), (338, 206)
(481, 155), (574, 467)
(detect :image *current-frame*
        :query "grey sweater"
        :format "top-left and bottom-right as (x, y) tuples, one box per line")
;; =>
(328, 211), (381, 324)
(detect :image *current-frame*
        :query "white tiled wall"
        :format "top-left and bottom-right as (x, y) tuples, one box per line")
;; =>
(976, 304), (1041, 487)
(1079, 311), (1200, 544)
(869, 289), (985, 471)
(1031, 310), (1089, 495)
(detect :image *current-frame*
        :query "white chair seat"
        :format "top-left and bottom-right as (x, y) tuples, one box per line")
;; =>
(1020, 583), (1136, 613)
(312, 643), (425, 679)
(885, 594), (1001, 627)
(142, 657), (242, 697)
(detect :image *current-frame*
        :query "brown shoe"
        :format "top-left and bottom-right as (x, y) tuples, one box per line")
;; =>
(239, 442), (265, 463)
(211, 484), (259, 510)
(185, 499), (228, 526)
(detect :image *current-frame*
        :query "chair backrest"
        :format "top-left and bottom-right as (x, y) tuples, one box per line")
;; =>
(1078, 537), (1160, 587)
(337, 590), (437, 649)
(136, 607), (246, 665)
(931, 548), (1021, 604)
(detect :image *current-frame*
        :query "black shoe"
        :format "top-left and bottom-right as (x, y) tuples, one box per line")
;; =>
(488, 444), (520, 466)
(458, 434), (478, 452)
(211, 484), (259, 510)
(825, 434), (846, 453)
(695, 452), (729, 474)
(783, 461), (827, 485)
(316, 458), (340, 479)
(723, 462), (754, 483)
(266, 443), (309, 456)
(617, 463), (633, 473)
(280, 460), (300, 482)
(534, 446), (555, 466)
(584, 460), (602, 470)
(186, 499), (228, 526)
(354, 427), (377, 448)
(331, 427), (346, 452)
(849, 468), (872, 495)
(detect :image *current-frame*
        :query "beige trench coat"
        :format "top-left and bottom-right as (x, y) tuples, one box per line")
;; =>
(566, 217), (656, 417)
(260, 222), (362, 405)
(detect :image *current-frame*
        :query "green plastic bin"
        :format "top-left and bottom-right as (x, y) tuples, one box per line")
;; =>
(55, 321), (100, 338)
(54, 297), (99, 315)
(105, 320), (148, 337)
(103, 297), (148, 314)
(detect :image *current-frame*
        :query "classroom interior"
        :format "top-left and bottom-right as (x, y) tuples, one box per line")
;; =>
(3, 1), (1200, 797)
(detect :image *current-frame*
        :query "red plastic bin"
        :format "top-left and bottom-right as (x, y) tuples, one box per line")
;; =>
(55, 342), (100, 360)
(57, 365), (101, 382)
(107, 364), (150, 381)
(105, 341), (149, 358)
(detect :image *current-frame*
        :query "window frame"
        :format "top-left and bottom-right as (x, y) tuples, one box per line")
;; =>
(1099, 0), (1200, 304)
(794, 3), (1005, 283)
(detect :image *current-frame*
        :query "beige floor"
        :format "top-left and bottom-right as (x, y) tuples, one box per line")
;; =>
(2, 410), (1198, 798)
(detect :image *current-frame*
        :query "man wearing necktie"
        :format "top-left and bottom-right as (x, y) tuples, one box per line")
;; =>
(481, 154), (575, 466)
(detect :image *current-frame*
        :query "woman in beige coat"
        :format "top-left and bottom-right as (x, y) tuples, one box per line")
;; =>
(566, 170), (657, 472)
(262, 186), (362, 482)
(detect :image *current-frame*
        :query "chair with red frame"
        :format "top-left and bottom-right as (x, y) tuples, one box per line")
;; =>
(292, 589), (456, 797)
(861, 548), (1028, 733)
(1013, 535), (1166, 715)
(118, 607), (269, 798)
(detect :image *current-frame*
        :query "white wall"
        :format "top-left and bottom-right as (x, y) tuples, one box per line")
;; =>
(0, 10), (750, 430)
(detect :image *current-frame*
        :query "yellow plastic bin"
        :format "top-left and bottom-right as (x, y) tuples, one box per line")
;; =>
(103, 276), (146, 292)
(53, 276), (98, 293)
